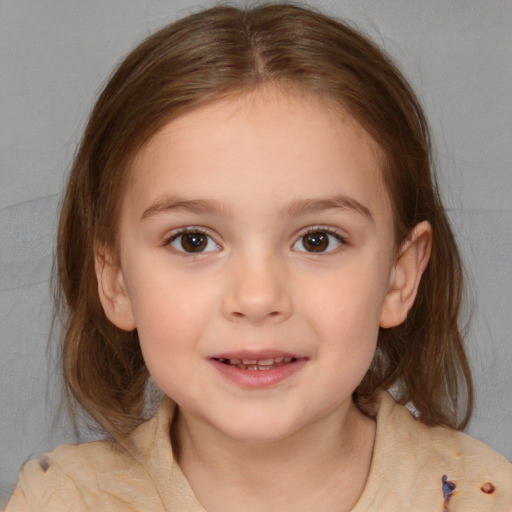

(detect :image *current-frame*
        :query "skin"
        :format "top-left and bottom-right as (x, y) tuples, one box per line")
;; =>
(97, 87), (431, 512)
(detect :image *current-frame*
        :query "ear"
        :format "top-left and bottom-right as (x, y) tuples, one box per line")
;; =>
(94, 244), (136, 331)
(379, 221), (432, 328)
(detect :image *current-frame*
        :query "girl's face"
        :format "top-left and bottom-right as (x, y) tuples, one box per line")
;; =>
(106, 88), (401, 443)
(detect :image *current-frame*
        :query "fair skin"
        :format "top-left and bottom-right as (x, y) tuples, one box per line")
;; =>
(97, 87), (431, 512)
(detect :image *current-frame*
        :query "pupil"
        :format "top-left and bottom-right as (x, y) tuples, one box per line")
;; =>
(304, 232), (328, 252)
(182, 233), (206, 252)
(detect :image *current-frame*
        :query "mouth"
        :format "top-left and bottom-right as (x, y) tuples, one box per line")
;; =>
(213, 356), (298, 371)
(209, 351), (307, 388)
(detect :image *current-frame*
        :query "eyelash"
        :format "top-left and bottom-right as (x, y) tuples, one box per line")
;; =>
(292, 226), (348, 254)
(163, 227), (220, 255)
(162, 226), (348, 255)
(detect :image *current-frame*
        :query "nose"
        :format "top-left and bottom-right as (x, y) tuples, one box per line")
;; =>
(222, 251), (292, 325)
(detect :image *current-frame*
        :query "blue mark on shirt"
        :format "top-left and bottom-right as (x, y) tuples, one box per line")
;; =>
(442, 474), (456, 503)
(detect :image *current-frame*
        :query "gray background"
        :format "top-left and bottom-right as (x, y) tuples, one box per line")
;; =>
(1, 0), (511, 502)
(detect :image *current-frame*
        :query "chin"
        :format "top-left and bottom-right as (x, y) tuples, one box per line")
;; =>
(220, 424), (297, 445)
(209, 409), (312, 445)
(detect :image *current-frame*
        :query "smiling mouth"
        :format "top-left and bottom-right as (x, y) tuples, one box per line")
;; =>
(214, 357), (298, 371)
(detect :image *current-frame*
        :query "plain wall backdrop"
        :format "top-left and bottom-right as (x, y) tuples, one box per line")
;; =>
(1, 0), (511, 502)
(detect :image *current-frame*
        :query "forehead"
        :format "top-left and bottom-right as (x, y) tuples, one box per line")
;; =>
(123, 87), (391, 223)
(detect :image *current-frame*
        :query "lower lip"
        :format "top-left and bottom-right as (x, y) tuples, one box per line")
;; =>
(210, 358), (307, 389)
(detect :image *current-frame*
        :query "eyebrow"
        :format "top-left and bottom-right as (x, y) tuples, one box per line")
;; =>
(141, 196), (233, 221)
(140, 194), (373, 222)
(283, 195), (373, 222)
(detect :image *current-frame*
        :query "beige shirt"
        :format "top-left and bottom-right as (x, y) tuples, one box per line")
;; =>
(6, 391), (512, 511)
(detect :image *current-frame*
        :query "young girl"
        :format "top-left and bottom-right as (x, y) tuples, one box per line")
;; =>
(6, 3), (511, 511)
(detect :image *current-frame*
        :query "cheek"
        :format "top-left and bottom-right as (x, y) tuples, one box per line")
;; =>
(135, 294), (197, 350)
(318, 295), (381, 361)
(126, 264), (218, 357)
(131, 280), (210, 401)
(312, 288), (382, 393)
(298, 258), (389, 352)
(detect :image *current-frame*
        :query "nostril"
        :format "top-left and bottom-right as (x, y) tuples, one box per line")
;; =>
(229, 310), (283, 321)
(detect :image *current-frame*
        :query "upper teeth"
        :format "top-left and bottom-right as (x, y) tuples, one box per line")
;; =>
(254, 359), (275, 365)
(218, 357), (293, 366)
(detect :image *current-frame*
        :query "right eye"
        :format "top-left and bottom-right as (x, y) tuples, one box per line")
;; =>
(169, 231), (219, 253)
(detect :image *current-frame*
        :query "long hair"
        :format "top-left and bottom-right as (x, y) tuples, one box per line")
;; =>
(57, 3), (472, 440)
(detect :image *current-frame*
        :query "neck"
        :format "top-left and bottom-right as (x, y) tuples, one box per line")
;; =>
(174, 401), (376, 512)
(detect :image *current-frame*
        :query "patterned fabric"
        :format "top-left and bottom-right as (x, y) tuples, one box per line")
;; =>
(6, 391), (511, 511)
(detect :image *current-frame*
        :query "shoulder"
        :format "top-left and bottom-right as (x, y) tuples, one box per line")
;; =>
(5, 413), (167, 511)
(368, 391), (512, 511)
(422, 418), (512, 509)
(6, 441), (146, 511)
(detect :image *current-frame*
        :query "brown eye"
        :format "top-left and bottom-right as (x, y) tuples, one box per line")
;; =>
(292, 230), (344, 253)
(302, 232), (329, 252)
(170, 231), (219, 253)
(181, 233), (206, 252)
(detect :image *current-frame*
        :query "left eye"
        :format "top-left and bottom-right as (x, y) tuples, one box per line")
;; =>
(292, 231), (343, 253)
(170, 231), (219, 253)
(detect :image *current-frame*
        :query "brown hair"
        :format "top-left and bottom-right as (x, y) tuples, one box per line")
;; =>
(57, 2), (472, 440)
